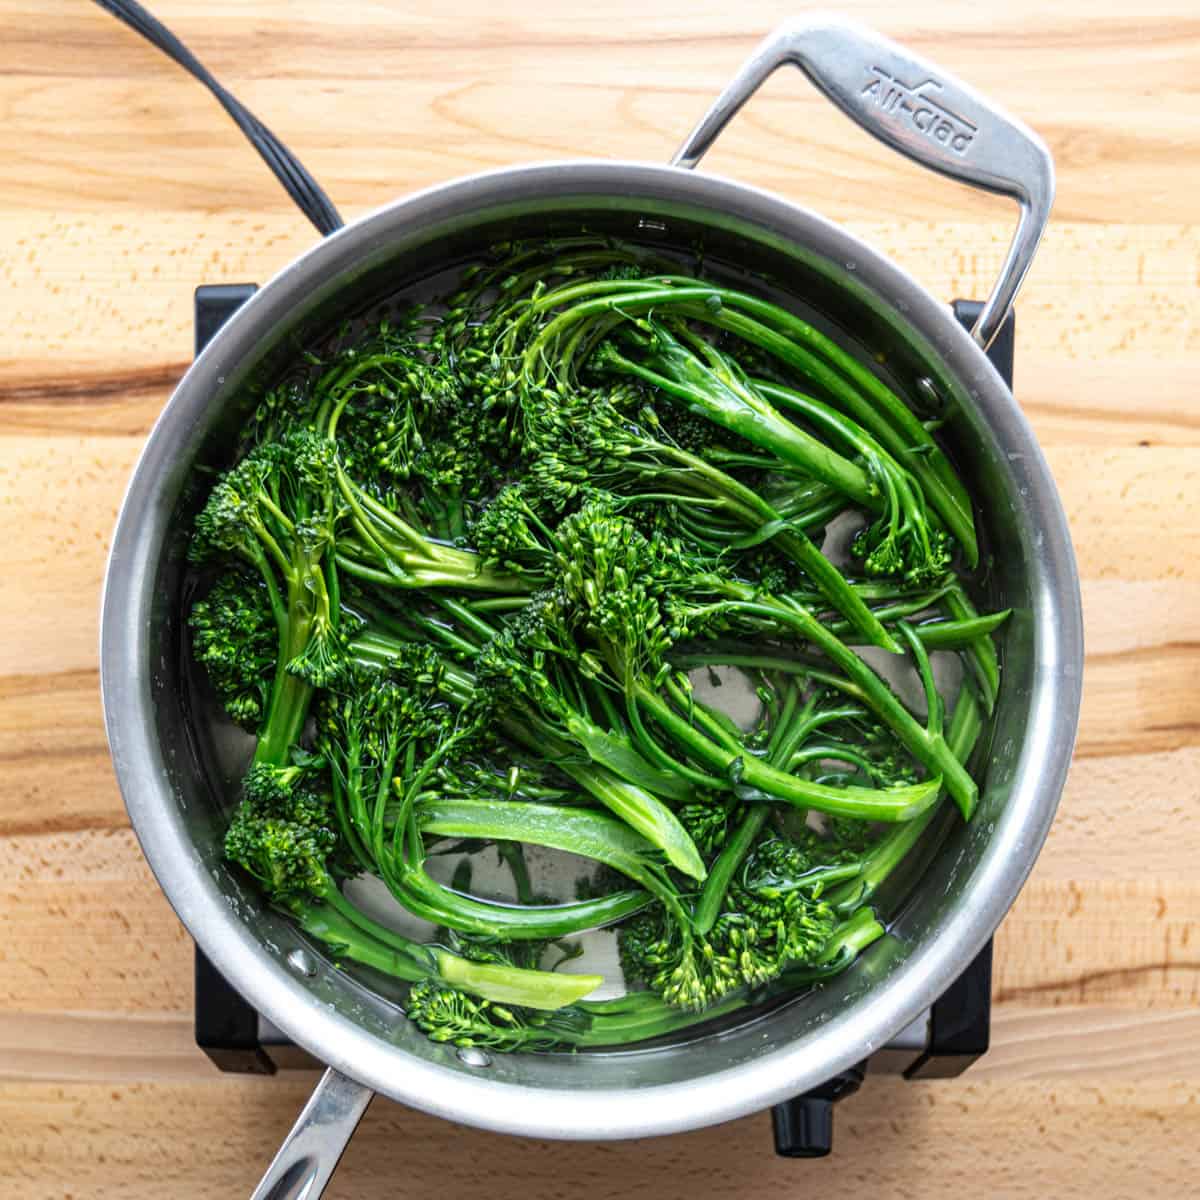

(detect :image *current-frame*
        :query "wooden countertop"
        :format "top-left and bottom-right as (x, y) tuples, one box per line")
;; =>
(3, 1), (1198, 1194)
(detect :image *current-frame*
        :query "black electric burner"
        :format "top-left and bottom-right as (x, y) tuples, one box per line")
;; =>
(191, 284), (1010, 1157)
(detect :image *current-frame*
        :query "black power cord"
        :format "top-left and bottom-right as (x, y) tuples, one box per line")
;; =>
(94, 0), (344, 237)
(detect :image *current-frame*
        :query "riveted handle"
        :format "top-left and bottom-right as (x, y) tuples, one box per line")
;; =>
(672, 14), (1054, 350)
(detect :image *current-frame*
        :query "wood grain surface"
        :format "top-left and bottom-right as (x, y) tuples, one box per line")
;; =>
(2, 1), (1199, 1196)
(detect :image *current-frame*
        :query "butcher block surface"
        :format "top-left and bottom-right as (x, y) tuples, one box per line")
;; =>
(1, 1), (1198, 1195)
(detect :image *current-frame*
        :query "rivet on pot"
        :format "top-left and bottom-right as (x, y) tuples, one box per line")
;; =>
(456, 1046), (492, 1068)
(287, 948), (318, 977)
(917, 376), (940, 404)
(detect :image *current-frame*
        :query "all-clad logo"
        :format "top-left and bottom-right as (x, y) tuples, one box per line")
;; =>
(861, 67), (977, 155)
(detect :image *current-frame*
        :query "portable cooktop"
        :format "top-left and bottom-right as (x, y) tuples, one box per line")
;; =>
(190, 283), (1010, 1158)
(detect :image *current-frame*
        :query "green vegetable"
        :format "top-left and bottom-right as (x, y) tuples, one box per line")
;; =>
(224, 763), (601, 1010)
(190, 238), (1006, 1053)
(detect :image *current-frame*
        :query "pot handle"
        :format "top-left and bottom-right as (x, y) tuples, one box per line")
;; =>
(671, 14), (1054, 351)
(249, 1067), (374, 1200)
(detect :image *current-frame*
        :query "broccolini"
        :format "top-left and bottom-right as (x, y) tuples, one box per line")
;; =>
(189, 237), (1006, 1051)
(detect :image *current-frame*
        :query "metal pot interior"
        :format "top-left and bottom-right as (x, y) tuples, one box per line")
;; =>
(107, 164), (1081, 1138)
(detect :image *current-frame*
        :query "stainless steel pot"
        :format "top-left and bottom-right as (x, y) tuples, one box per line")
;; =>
(100, 16), (1082, 1198)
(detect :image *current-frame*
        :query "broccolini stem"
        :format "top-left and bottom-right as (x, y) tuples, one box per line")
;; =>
(642, 438), (899, 653)
(463, 596), (533, 614)
(652, 283), (978, 566)
(315, 875), (433, 971)
(943, 584), (1003, 715)
(788, 743), (886, 778)
(248, 514), (294, 582)
(335, 465), (530, 592)
(335, 553), (520, 595)
(432, 953), (602, 1011)
(561, 761), (707, 882)
(623, 685), (731, 792)
(827, 687), (984, 915)
(912, 611), (1010, 651)
(293, 901), (430, 983)
(824, 584), (954, 636)
(398, 614), (480, 658)
(416, 797), (683, 907)
(898, 621), (944, 738)
(521, 276), (975, 562)
(546, 709), (695, 804)
(374, 861), (651, 939)
(328, 768), (375, 875)
(572, 988), (748, 1047)
(756, 379), (933, 546)
(592, 341), (898, 654)
(598, 338), (875, 507)
(765, 675), (804, 761)
(312, 867), (601, 1008)
(632, 681), (942, 822)
(703, 302), (976, 563)
(693, 806), (769, 936)
(693, 684), (824, 937)
(810, 906), (887, 967)
(663, 675), (744, 754)
(495, 840), (535, 906)
(701, 592), (978, 819)
(584, 675), (627, 735)
(253, 569), (319, 767)
(427, 593), (501, 644)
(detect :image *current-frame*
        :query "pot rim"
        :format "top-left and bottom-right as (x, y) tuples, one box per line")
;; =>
(101, 158), (1083, 1140)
